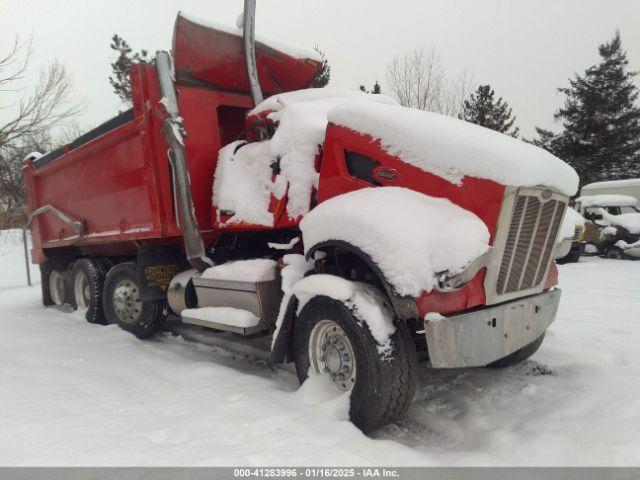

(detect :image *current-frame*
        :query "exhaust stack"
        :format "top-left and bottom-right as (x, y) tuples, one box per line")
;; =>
(242, 0), (263, 106)
(156, 50), (212, 272)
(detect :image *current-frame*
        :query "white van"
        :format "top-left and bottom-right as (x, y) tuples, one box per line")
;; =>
(580, 178), (640, 206)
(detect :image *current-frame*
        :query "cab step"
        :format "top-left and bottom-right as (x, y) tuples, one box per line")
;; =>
(181, 306), (262, 335)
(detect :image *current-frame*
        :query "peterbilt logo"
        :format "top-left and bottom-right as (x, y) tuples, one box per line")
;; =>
(373, 167), (398, 182)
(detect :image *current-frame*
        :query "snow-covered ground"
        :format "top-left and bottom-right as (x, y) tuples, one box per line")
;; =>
(0, 257), (639, 466)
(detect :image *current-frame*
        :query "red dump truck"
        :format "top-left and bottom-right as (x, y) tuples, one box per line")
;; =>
(23, 5), (578, 432)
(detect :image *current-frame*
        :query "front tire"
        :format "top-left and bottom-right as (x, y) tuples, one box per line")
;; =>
(293, 295), (417, 433)
(102, 262), (165, 339)
(487, 333), (545, 368)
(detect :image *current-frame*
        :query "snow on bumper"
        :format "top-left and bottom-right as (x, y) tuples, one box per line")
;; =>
(425, 289), (561, 368)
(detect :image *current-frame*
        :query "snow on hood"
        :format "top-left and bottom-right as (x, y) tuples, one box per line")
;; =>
(328, 102), (579, 196)
(558, 207), (585, 241)
(576, 194), (638, 208)
(300, 186), (491, 297)
(213, 89), (397, 226)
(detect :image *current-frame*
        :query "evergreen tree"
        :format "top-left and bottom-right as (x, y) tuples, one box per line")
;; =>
(311, 46), (330, 88)
(536, 32), (640, 185)
(459, 84), (519, 137)
(359, 81), (381, 94)
(109, 34), (148, 103)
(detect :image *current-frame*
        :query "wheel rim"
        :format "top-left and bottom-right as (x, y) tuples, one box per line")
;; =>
(74, 271), (90, 309)
(49, 271), (66, 306)
(308, 319), (357, 392)
(112, 279), (142, 324)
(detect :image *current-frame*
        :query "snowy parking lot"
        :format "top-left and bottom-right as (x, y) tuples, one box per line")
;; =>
(0, 257), (639, 466)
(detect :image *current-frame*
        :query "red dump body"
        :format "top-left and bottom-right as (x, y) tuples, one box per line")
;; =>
(23, 15), (320, 264)
(24, 63), (251, 263)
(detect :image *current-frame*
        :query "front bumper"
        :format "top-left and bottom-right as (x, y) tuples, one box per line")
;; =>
(425, 289), (561, 368)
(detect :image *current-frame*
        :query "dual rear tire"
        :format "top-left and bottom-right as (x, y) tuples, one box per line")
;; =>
(72, 258), (107, 324)
(44, 259), (165, 339)
(101, 262), (165, 339)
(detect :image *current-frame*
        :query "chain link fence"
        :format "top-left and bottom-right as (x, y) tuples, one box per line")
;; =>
(0, 228), (39, 290)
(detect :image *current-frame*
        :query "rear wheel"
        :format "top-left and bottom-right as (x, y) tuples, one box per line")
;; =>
(49, 269), (68, 306)
(487, 333), (545, 368)
(102, 262), (165, 339)
(293, 294), (417, 433)
(72, 259), (107, 324)
(40, 264), (54, 306)
(605, 247), (625, 260)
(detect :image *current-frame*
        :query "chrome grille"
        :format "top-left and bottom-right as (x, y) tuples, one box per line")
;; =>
(496, 192), (566, 295)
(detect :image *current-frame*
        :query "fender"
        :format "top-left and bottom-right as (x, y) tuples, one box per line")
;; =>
(270, 240), (420, 364)
(305, 239), (419, 321)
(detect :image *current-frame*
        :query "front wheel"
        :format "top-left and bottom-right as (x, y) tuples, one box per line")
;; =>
(293, 294), (417, 433)
(102, 262), (165, 339)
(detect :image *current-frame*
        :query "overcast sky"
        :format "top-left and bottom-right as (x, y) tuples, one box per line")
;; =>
(1, 0), (639, 138)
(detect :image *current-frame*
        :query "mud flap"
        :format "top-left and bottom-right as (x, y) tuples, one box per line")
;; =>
(136, 246), (186, 301)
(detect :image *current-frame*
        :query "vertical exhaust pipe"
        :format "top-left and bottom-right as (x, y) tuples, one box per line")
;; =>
(156, 50), (212, 272)
(242, 0), (263, 106)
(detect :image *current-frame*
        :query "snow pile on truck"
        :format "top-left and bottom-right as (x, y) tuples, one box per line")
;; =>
(201, 259), (277, 282)
(300, 187), (491, 297)
(328, 102), (579, 196)
(212, 89), (397, 226)
(214, 88), (578, 228)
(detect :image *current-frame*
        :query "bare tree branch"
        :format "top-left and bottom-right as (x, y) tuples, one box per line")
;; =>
(0, 36), (32, 93)
(0, 37), (85, 228)
(385, 47), (474, 117)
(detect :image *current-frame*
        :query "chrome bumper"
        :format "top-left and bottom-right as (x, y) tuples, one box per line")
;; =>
(425, 289), (561, 368)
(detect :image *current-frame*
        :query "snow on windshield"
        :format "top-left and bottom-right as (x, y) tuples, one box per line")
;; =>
(328, 102), (579, 196)
(300, 187), (491, 297)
